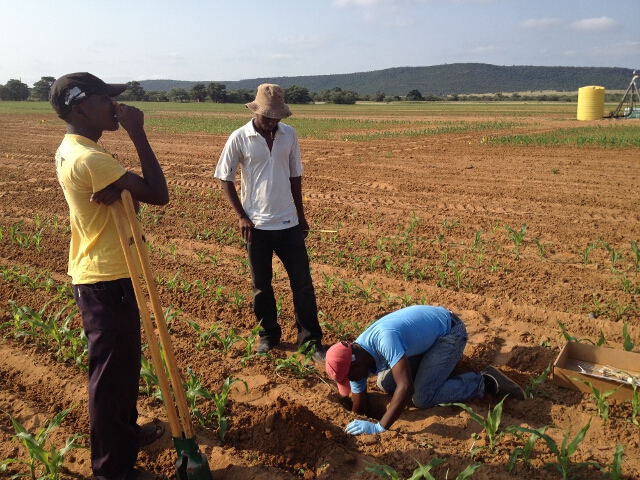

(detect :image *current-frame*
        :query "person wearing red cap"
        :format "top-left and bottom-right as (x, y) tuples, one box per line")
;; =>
(325, 305), (525, 435)
(50, 72), (169, 480)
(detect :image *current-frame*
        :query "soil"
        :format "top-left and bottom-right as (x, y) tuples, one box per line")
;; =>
(0, 106), (639, 480)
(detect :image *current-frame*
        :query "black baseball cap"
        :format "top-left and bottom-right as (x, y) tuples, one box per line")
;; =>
(49, 72), (127, 118)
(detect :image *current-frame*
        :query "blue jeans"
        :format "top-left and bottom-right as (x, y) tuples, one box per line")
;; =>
(74, 279), (142, 480)
(247, 225), (322, 348)
(377, 314), (484, 409)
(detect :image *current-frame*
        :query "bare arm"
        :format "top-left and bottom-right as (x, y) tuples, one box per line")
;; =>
(220, 180), (254, 243)
(351, 390), (368, 416)
(378, 356), (414, 430)
(290, 176), (309, 237)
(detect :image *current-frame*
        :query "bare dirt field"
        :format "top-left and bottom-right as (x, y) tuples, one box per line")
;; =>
(1, 103), (639, 479)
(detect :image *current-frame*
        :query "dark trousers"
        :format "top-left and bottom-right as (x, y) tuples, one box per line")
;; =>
(247, 225), (322, 347)
(74, 278), (141, 480)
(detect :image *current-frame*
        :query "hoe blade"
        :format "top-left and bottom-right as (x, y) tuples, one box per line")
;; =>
(173, 436), (213, 480)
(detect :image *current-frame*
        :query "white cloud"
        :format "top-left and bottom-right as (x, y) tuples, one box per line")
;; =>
(472, 46), (503, 53)
(570, 17), (617, 32)
(521, 18), (562, 30)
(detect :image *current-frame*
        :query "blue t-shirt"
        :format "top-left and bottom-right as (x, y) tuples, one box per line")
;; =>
(351, 305), (452, 394)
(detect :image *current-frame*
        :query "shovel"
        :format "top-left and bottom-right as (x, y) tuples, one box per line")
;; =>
(111, 190), (213, 480)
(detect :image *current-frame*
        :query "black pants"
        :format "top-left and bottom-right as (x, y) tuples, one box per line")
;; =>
(74, 278), (141, 480)
(247, 225), (322, 347)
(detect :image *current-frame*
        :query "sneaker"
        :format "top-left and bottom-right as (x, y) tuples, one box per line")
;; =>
(482, 366), (526, 401)
(256, 339), (279, 354)
(311, 345), (326, 363)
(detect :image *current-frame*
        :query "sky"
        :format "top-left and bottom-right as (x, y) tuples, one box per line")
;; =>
(1, 0), (638, 87)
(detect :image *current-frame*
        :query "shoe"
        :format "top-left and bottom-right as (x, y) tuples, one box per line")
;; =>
(256, 339), (279, 354)
(138, 423), (164, 447)
(312, 345), (326, 363)
(482, 366), (526, 401)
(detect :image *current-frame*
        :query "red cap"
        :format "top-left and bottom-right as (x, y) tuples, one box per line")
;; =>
(325, 341), (353, 396)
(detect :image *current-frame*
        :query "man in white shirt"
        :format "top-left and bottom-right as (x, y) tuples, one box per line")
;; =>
(215, 84), (325, 362)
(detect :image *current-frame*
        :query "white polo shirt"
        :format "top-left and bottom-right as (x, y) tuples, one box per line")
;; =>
(215, 119), (303, 230)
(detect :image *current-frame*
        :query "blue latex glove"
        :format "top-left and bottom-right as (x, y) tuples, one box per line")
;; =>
(345, 419), (386, 435)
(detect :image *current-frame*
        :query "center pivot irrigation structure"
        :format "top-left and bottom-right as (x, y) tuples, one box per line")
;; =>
(111, 190), (213, 480)
(607, 70), (640, 118)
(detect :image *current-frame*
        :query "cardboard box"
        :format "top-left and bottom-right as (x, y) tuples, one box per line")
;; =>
(552, 341), (640, 402)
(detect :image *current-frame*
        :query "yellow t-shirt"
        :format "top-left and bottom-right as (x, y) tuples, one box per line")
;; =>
(55, 134), (130, 284)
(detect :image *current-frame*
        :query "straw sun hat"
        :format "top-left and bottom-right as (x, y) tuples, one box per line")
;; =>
(245, 84), (292, 119)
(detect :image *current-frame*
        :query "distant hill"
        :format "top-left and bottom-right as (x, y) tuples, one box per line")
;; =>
(139, 63), (635, 96)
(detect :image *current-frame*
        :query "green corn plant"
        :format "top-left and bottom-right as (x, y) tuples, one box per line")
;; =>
(384, 258), (396, 274)
(504, 223), (526, 260)
(319, 311), (363, 341)
(447, 396), (513, 456)
(557, 320), (604, 346)
(622, 321), (635, 352)
(524, 364), (551, 399)
(399, 293), (414, 308)
(10, 219), (24, 244)
(361, 457), (480, 480)
(578, 240), (600, 267)
(212, 327), (242, 354)
(402, 259), (412, 281)
(139, 353), (160, 398)
(186, 319), (223, 351)
(601, 444), (624, 480)
(165, 269), (182, 290)
(601, 241), (623, 271)
(435, 268), (448, 288)
(583, 293), (609, 319)
(448, 260), (468, 291)
(275, 294), (284, 317)
(209, 284), (225, 303)
(339, 278), (356, 296)
(212, 376), (248, 442)
(240, 324), (263, 367)
(321, 272), (336, 295)
(613, 271), (634, 293)
(630, 240), (640, 271)
(0, 407), (85, 480)
(537, 418), (601, 478)
(611, 300), (633, 321)
(367, 255), (382, 272)
(441, 218), (460, 230)
(182, 368), (215, 427)
(157, 305), (181, 334)
(355, 279), (377, 303)
(191, 280), (209, 298)
(572, 378), (619, 424)
(532, 237), (551, 259)
(274, 341), (316, 378)
(470, 229), (484, 252)
(5, 299), (55, 343)
(228, 290), (248, 308)
(508, 425), (550, 473)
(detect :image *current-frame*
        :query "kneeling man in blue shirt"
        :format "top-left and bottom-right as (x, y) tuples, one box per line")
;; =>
(325, 305), (525, 435)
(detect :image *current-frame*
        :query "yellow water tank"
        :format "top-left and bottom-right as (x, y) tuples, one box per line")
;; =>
(576, 86), (605, 120)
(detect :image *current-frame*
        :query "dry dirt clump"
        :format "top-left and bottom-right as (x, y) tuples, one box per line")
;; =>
(224, 397), (351, 477)
(1, 107), (639, 479)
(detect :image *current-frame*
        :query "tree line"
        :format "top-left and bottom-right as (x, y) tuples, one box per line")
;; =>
(0, 77), (627, 104)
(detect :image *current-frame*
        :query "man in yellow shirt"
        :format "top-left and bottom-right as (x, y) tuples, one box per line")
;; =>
(50, 72), (169, 480)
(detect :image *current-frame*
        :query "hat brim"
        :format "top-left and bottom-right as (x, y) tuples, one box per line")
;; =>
(103, 83), (127, 97)
(335, 377), (351, 396)
(245, 102), (292, 119)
